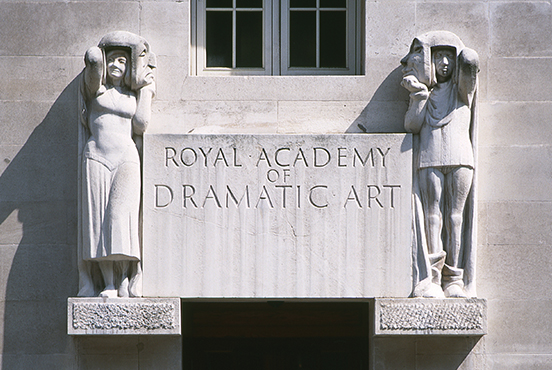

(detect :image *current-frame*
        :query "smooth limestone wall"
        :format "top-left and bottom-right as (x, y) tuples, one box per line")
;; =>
(0, 1), (551, 369)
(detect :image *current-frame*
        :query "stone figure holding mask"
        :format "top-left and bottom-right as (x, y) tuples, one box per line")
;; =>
(78, 31), (156, 298)
(401, 31), (479, 298)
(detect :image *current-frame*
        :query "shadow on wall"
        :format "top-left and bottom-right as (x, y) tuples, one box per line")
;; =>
(346, 66), (410, 134)
(0, 78), (80, 368)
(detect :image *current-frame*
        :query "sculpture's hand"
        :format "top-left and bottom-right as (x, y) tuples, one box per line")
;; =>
(85, 46), (103, 67)
(138, 77), (156, 98)
(401, 75), (428, 94)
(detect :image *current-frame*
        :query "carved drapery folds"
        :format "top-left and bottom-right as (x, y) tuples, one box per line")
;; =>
(77, 31), (156, 298)
(401, 31), (479, 298)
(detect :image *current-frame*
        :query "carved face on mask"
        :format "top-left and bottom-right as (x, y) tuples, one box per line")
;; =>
(401, 39), (427, 86)
(401, 31), (465, 88)
(98, 31), (157, 91)
(133, 41), (157, 88)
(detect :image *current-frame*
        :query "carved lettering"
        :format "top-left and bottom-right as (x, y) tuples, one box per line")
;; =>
(256, 185), (274, 208)
(344, 185), (362, 208)
(256, 148), (272, 167)
(213, 148), (229, 167)
(155, 185), (173, 207)
(309, 185), (328, 208)
(226, 185), (250, 208)
(165, 147), (178, 167)
(183, 185), (198, 208)
(180, 148), (197, 166)
(203, 185), (222, 208)
(313, 147), (331, 167)
(199, 147), (212, 167)
(275, 148), (291, 167)
(367, 185), (384, 209)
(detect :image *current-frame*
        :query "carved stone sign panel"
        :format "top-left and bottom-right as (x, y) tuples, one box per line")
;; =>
(142, 134), (412, 298)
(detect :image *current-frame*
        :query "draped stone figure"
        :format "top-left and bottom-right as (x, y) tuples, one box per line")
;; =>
(78, 31), (156, 298)
(401, 31), (479, 298)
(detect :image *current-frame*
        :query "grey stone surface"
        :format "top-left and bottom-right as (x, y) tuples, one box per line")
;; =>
(68, 298), (181, 335)
(490, 2), (552, 57)
(0, 3), (140, 56)
(0, 0), (552, 369)
(143, 134), (412, 298)
(374, 298), (487, 336)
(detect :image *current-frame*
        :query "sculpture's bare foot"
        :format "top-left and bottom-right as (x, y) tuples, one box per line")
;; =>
(118, 277), (129, 297)
(99, 286), (118, 298)
(443, 284), (467, 298)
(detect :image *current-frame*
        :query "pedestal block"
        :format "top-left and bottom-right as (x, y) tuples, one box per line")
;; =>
(374, 298), (487, 336)
(68, 297), (181, 335)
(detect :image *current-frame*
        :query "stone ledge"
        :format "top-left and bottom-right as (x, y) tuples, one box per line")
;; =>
(68, 297), (181, 335)
(374, 298), (487, 336)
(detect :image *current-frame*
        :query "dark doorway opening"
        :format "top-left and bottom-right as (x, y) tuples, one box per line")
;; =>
(182, 301), (369, 370)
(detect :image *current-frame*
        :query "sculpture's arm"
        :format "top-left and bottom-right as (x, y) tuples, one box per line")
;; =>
(457, 48), (480, 107)
(402, 75), (429, 134)
(83, 46), (104, 99)
(132, 80), (156, 136)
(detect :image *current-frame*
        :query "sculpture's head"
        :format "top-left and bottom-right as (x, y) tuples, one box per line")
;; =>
(401, 31), (464, 87)
(98, 31), (157, 91)
(105, 49), (129, 86)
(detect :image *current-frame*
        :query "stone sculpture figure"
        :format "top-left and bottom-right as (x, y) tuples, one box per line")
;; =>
(401, 31), (479, 298)
(78, 31), (156, 298)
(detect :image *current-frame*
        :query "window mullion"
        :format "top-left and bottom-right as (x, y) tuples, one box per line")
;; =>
(232, 0), (237, 69)
(316, 0), (320, 69)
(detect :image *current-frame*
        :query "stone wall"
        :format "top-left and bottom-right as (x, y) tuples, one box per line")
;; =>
(0, 0), (551, 369)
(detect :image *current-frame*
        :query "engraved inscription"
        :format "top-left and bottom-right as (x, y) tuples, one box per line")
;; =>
(142, 134), (413, 298)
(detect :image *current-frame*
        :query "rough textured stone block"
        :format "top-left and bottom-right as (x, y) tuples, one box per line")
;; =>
(374, 298), (487, 336)
(68, 298), (181, 335)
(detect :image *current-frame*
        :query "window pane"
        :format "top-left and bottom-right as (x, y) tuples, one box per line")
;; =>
(206, 11), (233, 68)
(320, 0), (346, 8)
(320, 11), (346, 68)
(236, 11), (263, 68)
(290, 0), (316, 8)
(289, 11), (316, 67)
(236, 0), (262, 7)
(207, 0), (232, 8)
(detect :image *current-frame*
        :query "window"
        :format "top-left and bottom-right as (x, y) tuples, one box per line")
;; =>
(192, 0), (362, 75)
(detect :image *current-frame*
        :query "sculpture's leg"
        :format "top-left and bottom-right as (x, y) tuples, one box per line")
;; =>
(419, 168), (445, 255)
(417, 168), (446, 297)
(413, 250), (446, 298)
(77, 260), (95, 297)
(98, 260), (118, 298)
(118, 260), (130, 297)
(445, 167), (474, 266)
(442, 166), (473, 297)
(129, 261), (143, 297)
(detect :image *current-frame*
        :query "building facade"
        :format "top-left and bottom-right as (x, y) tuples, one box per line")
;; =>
(0, 0), (551, 368)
